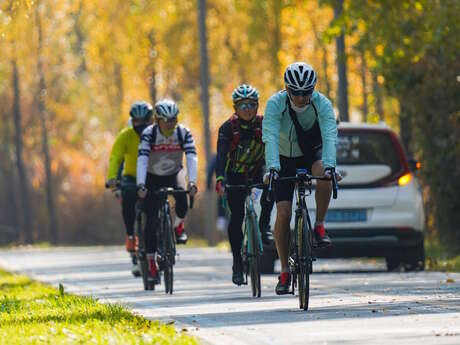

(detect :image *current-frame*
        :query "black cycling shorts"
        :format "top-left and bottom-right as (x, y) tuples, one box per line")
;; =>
(275, 150), (322, 203)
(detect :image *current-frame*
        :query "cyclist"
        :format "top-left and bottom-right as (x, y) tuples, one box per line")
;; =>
(137, 99), (198, 284)
(262, 62), (341, 295)
(106, 100), (153, 276)
(216, 84), (274, 286)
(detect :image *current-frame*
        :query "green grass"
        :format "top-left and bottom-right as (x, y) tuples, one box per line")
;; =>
(425, 237), (460, 272)
(0, 269), (198, 345)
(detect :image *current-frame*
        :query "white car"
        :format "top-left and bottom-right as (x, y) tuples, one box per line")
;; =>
(258, 122), (425, 272)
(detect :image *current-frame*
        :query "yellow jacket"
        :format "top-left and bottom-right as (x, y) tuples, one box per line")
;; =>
(107, 127), (140, 180)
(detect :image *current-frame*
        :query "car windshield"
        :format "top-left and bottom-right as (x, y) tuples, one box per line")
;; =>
(337, 131), (401, 173)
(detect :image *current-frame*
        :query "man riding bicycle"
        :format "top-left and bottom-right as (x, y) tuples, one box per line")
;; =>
(215, 84), (274, 286)
(106, 100), (153, 276)
(262, 62), (341, 295)
(137, 99), (198, 284)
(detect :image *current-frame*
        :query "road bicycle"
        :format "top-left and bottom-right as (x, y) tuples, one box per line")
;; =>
(136, 188), (193, 293)
(268, 168), (338, 310)
(226, 183), (265, 298)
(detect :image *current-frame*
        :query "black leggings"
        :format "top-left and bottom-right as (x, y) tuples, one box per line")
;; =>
(226, 174), (273, 266)
(120, 176), (137, 237)
(143, 172), (187, 253)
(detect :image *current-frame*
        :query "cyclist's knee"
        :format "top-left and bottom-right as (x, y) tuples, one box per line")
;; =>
(276, 202), (292, 221)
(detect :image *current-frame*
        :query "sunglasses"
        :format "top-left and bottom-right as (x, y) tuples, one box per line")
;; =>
(288, 88), (313, 97)
(159, 117), (177, 124)
(235, 102), (258, 111)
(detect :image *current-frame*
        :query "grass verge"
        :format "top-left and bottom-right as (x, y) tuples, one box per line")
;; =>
(425, 236), (460, 272)
(0, 268), (198, 345)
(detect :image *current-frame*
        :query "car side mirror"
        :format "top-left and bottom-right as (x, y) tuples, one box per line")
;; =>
(408, 158), (421, 172)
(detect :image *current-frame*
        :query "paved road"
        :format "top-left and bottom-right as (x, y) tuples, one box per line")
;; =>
(1, 246), (460, 344)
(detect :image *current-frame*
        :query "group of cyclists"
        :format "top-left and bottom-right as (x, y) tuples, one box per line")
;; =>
(106, 61), (341, 295)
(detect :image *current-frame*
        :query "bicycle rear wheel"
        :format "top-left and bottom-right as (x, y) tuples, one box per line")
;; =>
(249, 212), (261, 298)
(297, 210), (312, 310)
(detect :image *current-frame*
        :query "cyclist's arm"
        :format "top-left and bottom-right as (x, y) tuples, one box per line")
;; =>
(262, 97), (283, 171)
(317, 97), (338, 169)
(107, 131), (126, 180)
(137, 127), (152, 186)
(216, 122), (232, 182)
(182, 127), (198, 184)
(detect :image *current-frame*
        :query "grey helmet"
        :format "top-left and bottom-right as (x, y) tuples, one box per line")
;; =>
(284, 62), (317, 93)
(154, 99), (179, 120)
(129, 100), (153, 119)
(232, 84), (259, 104)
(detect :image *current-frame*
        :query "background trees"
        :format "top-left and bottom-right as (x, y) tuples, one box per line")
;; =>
(0, 0), (457, 251)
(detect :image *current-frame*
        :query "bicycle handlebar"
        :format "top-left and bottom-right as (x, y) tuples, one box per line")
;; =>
(152, 188), (195, 209)
(225, 183), (265, 190)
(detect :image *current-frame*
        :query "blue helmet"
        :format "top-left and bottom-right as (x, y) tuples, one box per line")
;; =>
(232, 84), (259, 104)
(129, 101), (153, 119)
(155, 99), (179, 120)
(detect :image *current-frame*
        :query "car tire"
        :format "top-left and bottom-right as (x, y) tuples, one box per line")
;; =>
(260, 246), (277, 274)
(404, 240), (425, 271)
(385, 256), (402, 272)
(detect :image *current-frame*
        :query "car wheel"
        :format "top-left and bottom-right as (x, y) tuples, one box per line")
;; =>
(260, 247), (277, 274)
(386, 256), (401, 272)
(404, 241), (425, 271)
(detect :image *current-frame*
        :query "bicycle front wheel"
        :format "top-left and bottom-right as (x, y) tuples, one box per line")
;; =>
(249, 212), (261, 298)
(163, 212), (175, 294)
(297, 210), (312, 310)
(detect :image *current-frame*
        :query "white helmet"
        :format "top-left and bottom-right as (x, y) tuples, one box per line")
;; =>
(284, 62), (317, 93)
(154, 99), (179, 120)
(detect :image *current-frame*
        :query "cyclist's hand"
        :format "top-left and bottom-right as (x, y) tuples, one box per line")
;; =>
(188, 182), (198, 197)
(137, 184), (148, 198)
(215, 180), (225, 196)
(106, 179), (118, 189)
(264, 169), (279, 184)
(324, 167), (343, 182)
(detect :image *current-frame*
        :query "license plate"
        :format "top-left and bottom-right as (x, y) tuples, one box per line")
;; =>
(325, 209), (367, 222)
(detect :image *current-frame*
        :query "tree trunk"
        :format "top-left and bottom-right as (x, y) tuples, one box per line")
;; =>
(310, 17), (332, 100)
(372, 71), (384, 121)
(399, 102), (413, 156)
(12, 60), (33, 244)
(36, 3), (58, 244)
(147, 30), (157, 105)
(269, 0), (282, 90)
(360, 51), (368, 122)
(335, 0), (349, 121)
(197, 0), (212, 179)
(0, 106), (19, 241)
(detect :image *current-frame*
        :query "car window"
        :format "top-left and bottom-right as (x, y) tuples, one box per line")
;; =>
(337, 131), (401, 173)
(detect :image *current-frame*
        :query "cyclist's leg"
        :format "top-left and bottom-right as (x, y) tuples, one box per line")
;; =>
(310, 150), (332, 245)
(171, 173), (188, 243)
(144, 173), (162, 280)
(226, 173), (247, 280)
(259, 187), (274, 243)
(121, 176), (137, 252)
(274, 156), (296, 272)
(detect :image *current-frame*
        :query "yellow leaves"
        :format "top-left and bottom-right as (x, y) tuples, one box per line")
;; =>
(414, 2), (423, 12)
(375, 44), (384, 56)
(412, 55), (421, 63)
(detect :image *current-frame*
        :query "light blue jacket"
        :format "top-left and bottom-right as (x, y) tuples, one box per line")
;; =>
(262, 90), (337, 171)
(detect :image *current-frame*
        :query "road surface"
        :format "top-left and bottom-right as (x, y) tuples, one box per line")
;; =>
(1, 246), (459, 344)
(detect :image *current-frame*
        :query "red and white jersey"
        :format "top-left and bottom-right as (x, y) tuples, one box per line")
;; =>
(137, 124), (197, 185)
